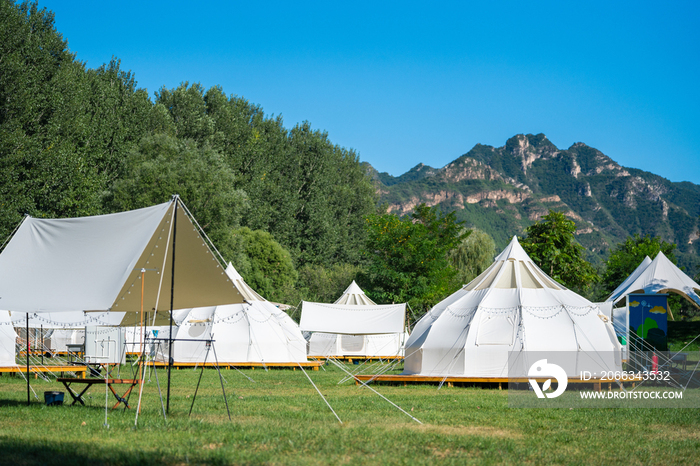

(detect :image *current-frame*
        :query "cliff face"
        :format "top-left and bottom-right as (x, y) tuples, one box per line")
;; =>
(369, 133), (700, 268)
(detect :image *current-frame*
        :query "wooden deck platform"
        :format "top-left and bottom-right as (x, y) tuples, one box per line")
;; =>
(148, 361), (324, 371)
(0, 365), (87, 378)
(353, 374), (639, 390)
(308, 356), (403, 364)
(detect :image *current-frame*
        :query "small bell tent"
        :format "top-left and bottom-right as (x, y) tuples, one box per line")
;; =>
(300, 281), (408, 358)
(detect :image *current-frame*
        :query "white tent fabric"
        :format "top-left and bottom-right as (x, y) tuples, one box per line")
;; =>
(172, 301), (307, 363)
(301, 281), (408, 358)
(334, 280), (376, 305)
(169, 263), (307, 364)
(0, 311), (18, 367)
(307, 331), (408, 358)
(0, 199), (244, 314)
(224, 263), (264, 302)
(607, 256), (653, 304)
(300, 302), (405, 335)
(48, 329), (85, 353)
(606, 252), (700, 307)
(404, 236), (621, 377)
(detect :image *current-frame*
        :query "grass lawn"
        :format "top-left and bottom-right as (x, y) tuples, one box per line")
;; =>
(1, 361), (699, 465)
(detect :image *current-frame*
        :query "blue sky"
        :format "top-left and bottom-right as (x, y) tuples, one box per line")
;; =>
(40, 1), (700, 183)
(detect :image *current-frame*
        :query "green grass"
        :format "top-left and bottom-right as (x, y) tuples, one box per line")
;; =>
(669, 321), (700, 352)
(1, 362), (699, 465)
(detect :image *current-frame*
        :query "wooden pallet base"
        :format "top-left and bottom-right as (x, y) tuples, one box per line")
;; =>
(308, 356), (403, 363)
(148, 361), (323, 371)
(353, 374), (638, 390)
(0, 365), (87, 378)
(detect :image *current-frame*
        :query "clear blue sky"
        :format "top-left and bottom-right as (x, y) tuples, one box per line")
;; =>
(40, 1), (700, 183)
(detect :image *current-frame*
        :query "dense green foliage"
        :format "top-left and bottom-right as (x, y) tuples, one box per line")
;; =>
(0, 1), (377, 304)
(359, 204), (467, 312)
(153, 83), (376, 268)
(293, 263), (364, 304)
(106, 133), (248, 234)
(449, 228), (497, 286)
(521, 210), (599, 293)
(221, 227), (297, 303)
(0, 1), (156, 234)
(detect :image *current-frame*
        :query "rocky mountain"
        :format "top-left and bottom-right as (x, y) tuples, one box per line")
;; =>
(368, 134), (700, 270)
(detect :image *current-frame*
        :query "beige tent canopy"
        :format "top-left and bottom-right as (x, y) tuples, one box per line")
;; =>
(0, 197), (243, 315)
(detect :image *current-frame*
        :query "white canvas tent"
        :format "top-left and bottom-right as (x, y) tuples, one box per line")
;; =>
(606, 252), (700, 308)
(404, 237), (621, 378)
(607, 256), (653, 305)
(0, 311), (18, 367)
(300, 281), (408, 358)
(170, 263), (307, 364)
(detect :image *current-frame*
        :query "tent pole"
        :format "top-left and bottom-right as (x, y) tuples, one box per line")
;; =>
(26, 312), (30, 406)
(138, 268), (145, 412)
(166, 197), (178, 414)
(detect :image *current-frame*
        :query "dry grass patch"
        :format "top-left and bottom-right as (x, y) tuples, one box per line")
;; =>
(410, 423), (523, 439)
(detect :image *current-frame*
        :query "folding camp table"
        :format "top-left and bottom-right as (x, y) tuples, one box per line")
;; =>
(57, 377), (139, 409)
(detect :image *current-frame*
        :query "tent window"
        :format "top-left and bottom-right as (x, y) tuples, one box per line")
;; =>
(495, 261), (517, 289)
(528, 264), (563, 290)
(341, 335), (365, 352)
(519, 262), (543, 289)
(474, 263), (502, 291)
(464, 263), (497, 291)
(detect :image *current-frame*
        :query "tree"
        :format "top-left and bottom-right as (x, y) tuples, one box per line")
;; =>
(601, 234), (677, 297)
(449, 228), (496, 286)
(358, 204), (467, 312)
(520, 210), (599, 293)
(294, 263), (364, 304)
(0, 2), (158, 237)
(222, 227), (297, 304)
(155, 84), (377, 268)
(105, 133), (249, 237)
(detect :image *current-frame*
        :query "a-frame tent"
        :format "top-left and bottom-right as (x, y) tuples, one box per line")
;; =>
(170, 263), (307, 364)
(0, 197), (245, 405)
(300, 281), (408, 358)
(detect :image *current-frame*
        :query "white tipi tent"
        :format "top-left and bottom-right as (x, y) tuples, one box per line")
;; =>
(606, 252), (700, 308)
(404, 237), (621, 378)
(300, 281), (408, 358)
(171, 263), (307, 364)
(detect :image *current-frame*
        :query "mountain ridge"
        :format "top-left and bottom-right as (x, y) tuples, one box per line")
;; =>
(366, 133), (700, 271)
